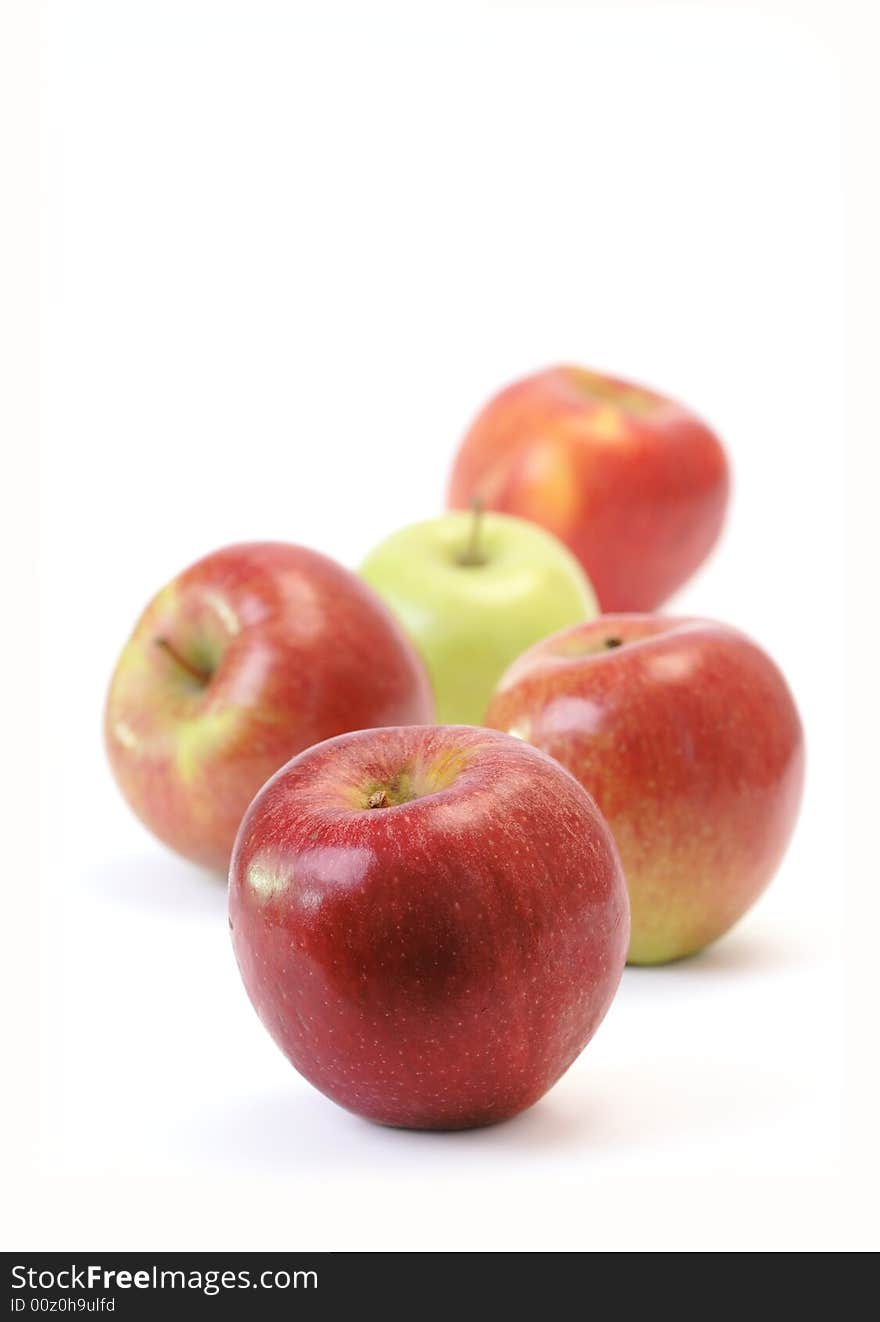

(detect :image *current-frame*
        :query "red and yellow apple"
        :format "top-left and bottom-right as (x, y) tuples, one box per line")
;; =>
(105, 542), (433, 871)
(229, 724), (629, 1129)
(447, 365), (730, 611)
(485, 616), (804, 964)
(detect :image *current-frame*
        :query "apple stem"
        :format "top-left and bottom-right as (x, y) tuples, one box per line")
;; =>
(458, 498), (486, 567)
(604, 637), (624, 649)
(367, 789), (388, 809)
(154, 637), (212, 685)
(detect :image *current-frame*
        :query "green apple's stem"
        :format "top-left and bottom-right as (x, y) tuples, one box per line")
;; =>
(155, 637), (212, 685)
(458, 498), (486, 567)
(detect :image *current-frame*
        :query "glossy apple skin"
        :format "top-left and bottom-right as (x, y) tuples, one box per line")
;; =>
(105, 543), (433, 872)
(229, 725), (629, 1129)
(360, 510), (597, 725)
(485, 616), (804, 965)
(447, 366), (730, 611)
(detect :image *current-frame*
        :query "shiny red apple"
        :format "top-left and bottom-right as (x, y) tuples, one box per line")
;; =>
(447, 365), (730, 611)
(105, 542), (433, 871)
(229, 724), (629, 1129)
(485, 616), (804, 964)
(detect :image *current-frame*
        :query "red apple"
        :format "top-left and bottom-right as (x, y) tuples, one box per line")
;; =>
(229, 724), (629, 1129)
(447, 365), (729, 611)
(105, 542), (433, 872)
(485, 616), (804, 964)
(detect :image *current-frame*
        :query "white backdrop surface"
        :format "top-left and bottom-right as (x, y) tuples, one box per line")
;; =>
(34, 1), (846, 1250)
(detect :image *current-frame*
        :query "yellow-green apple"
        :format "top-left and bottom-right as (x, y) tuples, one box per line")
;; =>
(229, 724), (629, 1129)
(359, 509), (597, 725)
(447, 365), (730, 611)
(105, 542), (433, 872)
(485, 616), (804, 964)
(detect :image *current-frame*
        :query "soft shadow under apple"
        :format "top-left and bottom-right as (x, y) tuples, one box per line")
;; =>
(173, 1078), (607, 1175)
(624, 927), (809, 979)
(171, 1042), (805, 1176)
(83, 850), (227, 920)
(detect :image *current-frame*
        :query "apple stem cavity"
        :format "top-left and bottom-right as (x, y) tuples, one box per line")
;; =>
(457, 498), (487, 568)
(154, 636), (212, 686)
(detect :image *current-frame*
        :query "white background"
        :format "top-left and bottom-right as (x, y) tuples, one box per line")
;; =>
(16, 0), (866, 1249)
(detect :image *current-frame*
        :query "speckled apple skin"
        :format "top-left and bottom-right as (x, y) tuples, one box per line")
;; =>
(447, 365), (729, 612)
(485, 616), (804, 965)
(229, 726), (629, 1130)
(105, 543), (434, 872)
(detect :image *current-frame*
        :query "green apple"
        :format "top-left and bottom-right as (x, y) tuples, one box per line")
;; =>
(360, 509), (598, 724)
